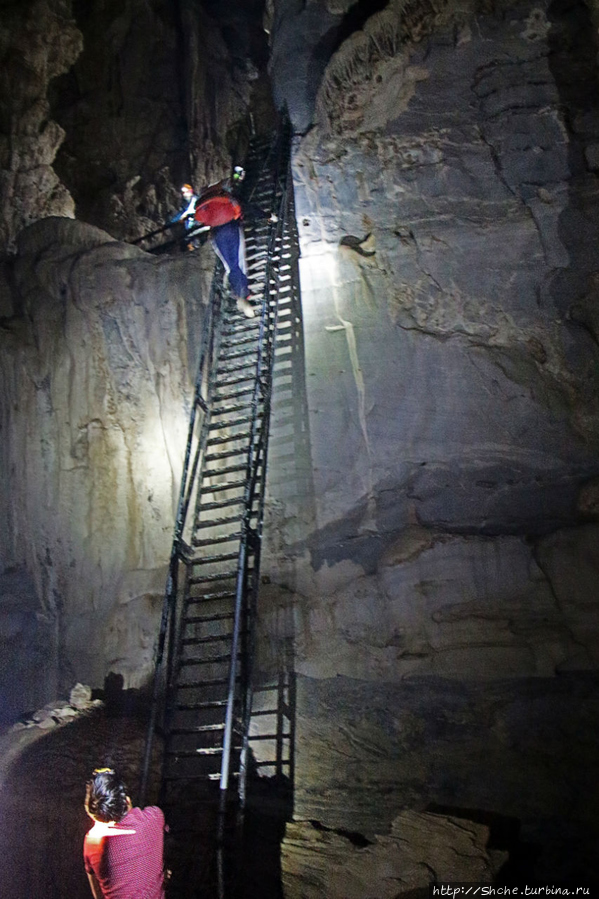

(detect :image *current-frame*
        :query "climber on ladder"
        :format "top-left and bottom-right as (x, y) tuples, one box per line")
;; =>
(193, 166), (278, 318)
(169, 183), (202, 251)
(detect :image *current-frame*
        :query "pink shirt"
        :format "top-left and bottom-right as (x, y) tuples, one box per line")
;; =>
(84, 806), (166, 899)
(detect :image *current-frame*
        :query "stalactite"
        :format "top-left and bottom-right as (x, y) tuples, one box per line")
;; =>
(315, 0), (456, 134)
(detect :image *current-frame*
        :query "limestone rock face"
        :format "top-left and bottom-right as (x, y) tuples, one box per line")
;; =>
(259, 528), (599, 683)
(0, 216), (210, 691)
(281, 0), (599, 545)
(258, 0), (599, 887)
(0, 0), (82, 251)
(0, 0), (263, 253)
(282, 812), (503, 898)
(50, 0), (253, 240)
(0, 566), (54, 723)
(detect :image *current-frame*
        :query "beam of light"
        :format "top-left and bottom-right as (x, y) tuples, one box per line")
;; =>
(86, 821), (137, 842)
(298, 241), (339, 307)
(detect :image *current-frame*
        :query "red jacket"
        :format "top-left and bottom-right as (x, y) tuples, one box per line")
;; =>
(194, 187), (242, 227)
(84, 806), (166, 899)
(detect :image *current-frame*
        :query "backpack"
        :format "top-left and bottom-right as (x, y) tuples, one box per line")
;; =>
(194, 187), (242, 228)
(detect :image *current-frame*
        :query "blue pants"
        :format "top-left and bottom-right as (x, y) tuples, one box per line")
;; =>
(211, 220), (248, 300)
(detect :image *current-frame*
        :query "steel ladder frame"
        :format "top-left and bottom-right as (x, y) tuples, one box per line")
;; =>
(140, 117), (294, 898)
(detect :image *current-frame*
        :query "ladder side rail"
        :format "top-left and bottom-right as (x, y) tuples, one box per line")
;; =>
(162, 275), (226, 774)
(271, 171), (301, 799)
(214, 295), (271, 895)
(215, 256), (271, 804)
(216, 122), (291, 807)
(158, 554), (194, 808)
(140, 271), (224, 803)
(238, 173), (294, 809)
(215, 131), (290, 850)
(177, 275), (224, 539)
(217, 533), (248, 820)
(163, 552), (193, 737)
(140, 549), (179, 802)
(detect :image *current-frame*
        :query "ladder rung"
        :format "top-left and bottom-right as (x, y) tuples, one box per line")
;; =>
(204, 445), (249, 462)
(191, 551), (239, 565)
(194, 511), (249, 526)
(193, 532), (243, 547)
(213, 373), (256, 389)
(175, 699), (229, 711)
(216, 358), (256, 374)
(188, 571), (237, 584)
(205, 434), (250, 448)
(166, 746), (225, 757)
(203, 463), (247, 477)
(212, 386), (254, 403)
(210, 402), (252, 416)
(220, 334), (259, 350)
(185, 605), (235, 622)
(181, 633), (233, 646)
(222, 321), (261, 341)
(170, 724), (226, 735)
(207, 415), (255, 431)
(185, 611), (235, 624)
(163, 771), (238, 781)
(176, 676), (239, 688)
(201, 479), (247, 494)
(198, 496), (245, 510)
(219, 348), (258, 363)
(223, 323), (260, 339)
(179, 653), (234, 666)
(187, 589), (235, 603)
(187, 590), (235, 604)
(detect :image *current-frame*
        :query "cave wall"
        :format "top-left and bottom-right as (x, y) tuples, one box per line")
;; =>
(0, 0), (81, 253)
(49, 0), (256, 240)
(0, 0), (264, 717)
(258, 0), (599, 890)
(0, 217), (212, 710)
(0, 0), (262, 251)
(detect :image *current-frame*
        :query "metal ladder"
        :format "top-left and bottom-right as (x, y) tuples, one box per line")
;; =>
(140, 118), (296, 898)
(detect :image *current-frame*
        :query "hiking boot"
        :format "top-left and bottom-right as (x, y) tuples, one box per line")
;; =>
(236, 297), (255, 318)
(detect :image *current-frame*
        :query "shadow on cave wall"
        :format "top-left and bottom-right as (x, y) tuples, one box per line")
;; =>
(327, 0), (391, 54)
(546, 0), (599, 366)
